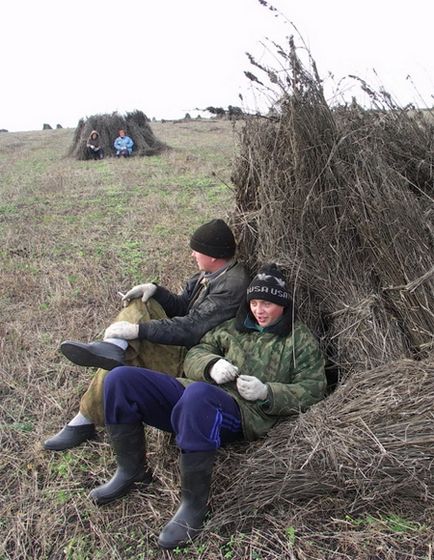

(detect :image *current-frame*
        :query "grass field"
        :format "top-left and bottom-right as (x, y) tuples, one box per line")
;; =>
(1, 120), (432, 560)
(0, 120), (241, 559)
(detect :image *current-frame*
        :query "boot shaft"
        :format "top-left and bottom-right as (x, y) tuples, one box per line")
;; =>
(89, 423), (151, 506)
(106, 423), (146, 469)
(158, 450), (217, 549)
(179, 451), (216, 506)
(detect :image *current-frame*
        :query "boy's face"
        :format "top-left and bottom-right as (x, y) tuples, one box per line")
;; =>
(249, 299), (284, 327)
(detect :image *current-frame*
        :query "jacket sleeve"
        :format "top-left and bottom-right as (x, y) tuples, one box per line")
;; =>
(114, 137), (121, 150)
(264, 326), (326, 416)
(126, 136), (134, 149)
(137, 282), (240, 348)
(182, 327), (226, 380)
(150, 275), (199, 318)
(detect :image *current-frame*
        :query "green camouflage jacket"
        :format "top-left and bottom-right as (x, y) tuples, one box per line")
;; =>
(179, 312), (326, 441)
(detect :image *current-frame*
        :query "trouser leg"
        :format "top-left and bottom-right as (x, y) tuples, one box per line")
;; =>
(103, 369), (243, 450)
(79, 299), (185, 426)
(87, 368), (185, 503)
(103, 366), (185, 428)
(171, 382), (243, 451)
(124, 299), (186, 374)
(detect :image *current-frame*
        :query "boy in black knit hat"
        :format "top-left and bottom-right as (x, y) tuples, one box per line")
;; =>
(43, 219), (249, 451)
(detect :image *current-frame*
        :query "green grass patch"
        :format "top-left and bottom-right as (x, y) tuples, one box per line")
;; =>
(0, 203), (19, 215)
(345, 513), (426, 533)
(3, 421), (34, 433)
(49, 452), (88, 479)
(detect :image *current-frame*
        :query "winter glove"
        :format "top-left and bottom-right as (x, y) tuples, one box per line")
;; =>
(122, 283), (157, 305)
(209, 359), (239, 384)
(236, 375), (268, 401)
(104, 321), (139, 340)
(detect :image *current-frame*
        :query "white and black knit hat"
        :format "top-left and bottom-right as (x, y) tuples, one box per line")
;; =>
(246, 263), (290, 307)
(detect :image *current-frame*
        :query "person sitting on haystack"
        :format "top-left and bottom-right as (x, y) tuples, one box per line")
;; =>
(88, 263), (327, 550)
(43, 219), (250, 451)
(86, 130), (104, 160)
(113, 128), (134, 157)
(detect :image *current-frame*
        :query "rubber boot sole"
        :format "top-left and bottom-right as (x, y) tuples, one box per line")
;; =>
(60, 341), (123, 370)
(89, 470), (153, 505)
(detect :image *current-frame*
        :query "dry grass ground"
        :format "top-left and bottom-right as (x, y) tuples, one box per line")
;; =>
(1, 119), (433, 560)
(0, 120), (239, 559)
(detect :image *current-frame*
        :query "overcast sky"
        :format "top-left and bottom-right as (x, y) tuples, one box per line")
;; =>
(2, 0), (433, 132)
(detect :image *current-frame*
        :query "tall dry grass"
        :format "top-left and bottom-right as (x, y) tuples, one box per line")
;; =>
(223, 31), (434, 560)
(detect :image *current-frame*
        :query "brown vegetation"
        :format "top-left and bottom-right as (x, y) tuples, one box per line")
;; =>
(222, 35), (434, 558)
(0, 120), (237, 559)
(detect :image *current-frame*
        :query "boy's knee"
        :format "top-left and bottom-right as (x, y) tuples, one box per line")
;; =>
(105, 366), (137, 389)
(182, 381), (213, 402)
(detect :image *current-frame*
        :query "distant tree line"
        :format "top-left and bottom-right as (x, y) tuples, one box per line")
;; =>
(205, 105), (245, 120)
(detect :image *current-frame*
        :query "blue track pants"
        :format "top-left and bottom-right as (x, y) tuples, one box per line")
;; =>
(104, 366), (243, 452)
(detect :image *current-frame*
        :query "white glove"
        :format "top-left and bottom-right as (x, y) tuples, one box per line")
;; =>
(236, 375), (268, 401)
(209, 359), (239, 385)
(104, 321), (139, 340)
(122, 283), (157, 305)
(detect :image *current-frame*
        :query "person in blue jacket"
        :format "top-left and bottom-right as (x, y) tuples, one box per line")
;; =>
(114, 129), (134, 157)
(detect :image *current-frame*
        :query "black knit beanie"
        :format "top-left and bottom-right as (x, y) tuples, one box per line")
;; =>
(189, 219), (236, 258)
(246, 263), (290, 307)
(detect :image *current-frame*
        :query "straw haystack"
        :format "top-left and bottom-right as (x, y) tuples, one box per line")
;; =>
(210, 358), (434, 528)
(68, 110), (168, 159)
(197, 37), (434, 555)
(231, 39), (433, 377)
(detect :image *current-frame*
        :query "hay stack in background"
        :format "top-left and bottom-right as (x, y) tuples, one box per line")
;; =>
(68, 110), (168, 159)
(231, 38), (433, 376)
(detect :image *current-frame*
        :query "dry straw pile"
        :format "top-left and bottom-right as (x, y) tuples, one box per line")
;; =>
(203, 36), (434, 557)
(232, 40), (433, 374)
(68, 110), (168, 159)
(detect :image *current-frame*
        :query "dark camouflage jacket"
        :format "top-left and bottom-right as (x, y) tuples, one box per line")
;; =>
(138, 260), (250, 348)
(179, 304), (326, 440)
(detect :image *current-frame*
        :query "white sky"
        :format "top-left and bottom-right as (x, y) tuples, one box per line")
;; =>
(1, 0), (433, 132)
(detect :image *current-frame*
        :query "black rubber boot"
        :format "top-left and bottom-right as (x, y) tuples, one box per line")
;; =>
(60, 340), (125, 370)
(158, 451), (216, 549)
(89, 424), (152, 505)
(43, 424), (97, 451)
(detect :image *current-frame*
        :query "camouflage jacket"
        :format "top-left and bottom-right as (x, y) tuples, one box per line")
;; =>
(179, 312), (326, 441)
(138, 260), (250, 348)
